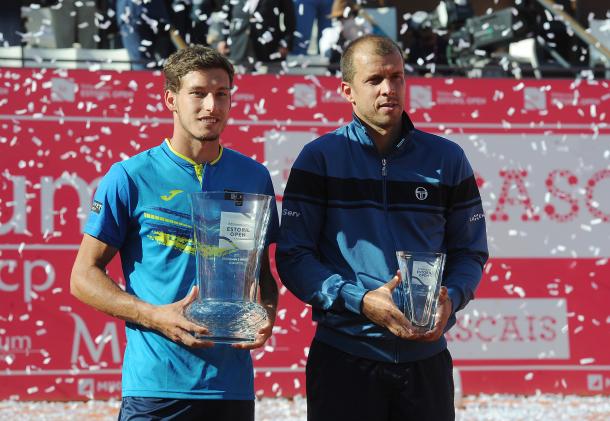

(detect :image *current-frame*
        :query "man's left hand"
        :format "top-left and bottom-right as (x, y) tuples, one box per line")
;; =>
(231, 304), (276, 350)
(416, 286), (453, 342)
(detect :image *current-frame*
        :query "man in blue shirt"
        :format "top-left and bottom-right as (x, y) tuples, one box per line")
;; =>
(276, 34), (488, 421)
(71, 45), (279, 420)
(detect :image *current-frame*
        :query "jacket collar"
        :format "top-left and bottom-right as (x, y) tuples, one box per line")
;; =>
(349, 112), (415, 154)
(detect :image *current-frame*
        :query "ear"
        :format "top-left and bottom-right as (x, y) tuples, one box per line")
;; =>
(341, 81), (355, 105)
(164, 89), (177, 112)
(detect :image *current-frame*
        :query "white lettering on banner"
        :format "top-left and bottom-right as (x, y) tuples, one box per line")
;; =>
(409, 86), (487, 108)
(0, 174), (101, 236)
(0, 175), (27, 235)
(70, 313), (121, 364)
(454, 134), (610, 258)
(97, 380), (121, 393)
(320, 88), (345, 104)
(80, 84), (135, 101)
(0, 259), (55, 303)
(0, 335), (32, 354)
(77, 379), (122, 397)
(447, 298), (570, 360)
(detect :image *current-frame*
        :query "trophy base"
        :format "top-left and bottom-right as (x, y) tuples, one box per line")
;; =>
(185, 300), (267, 344)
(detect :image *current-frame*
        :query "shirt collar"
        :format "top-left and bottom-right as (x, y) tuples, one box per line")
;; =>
(162, 138), (223, 166)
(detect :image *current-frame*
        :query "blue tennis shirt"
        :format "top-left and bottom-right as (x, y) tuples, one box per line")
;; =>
(84, 139), (279, 399)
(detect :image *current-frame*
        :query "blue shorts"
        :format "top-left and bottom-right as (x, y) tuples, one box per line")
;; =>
(118, 397), (254, 421)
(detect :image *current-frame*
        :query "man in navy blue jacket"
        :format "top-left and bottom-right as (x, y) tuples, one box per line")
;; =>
(276, 34), (488, 421)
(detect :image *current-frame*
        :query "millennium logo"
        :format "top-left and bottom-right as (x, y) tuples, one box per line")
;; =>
(415, 187), (428, 201)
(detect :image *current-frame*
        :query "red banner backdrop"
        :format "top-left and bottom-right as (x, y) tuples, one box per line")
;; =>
(0, 68), (609, 400)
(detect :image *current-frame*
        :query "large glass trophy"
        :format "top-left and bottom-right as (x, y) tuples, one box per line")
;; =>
(184, 191), (272, 343)
(396, 251), (446, 332)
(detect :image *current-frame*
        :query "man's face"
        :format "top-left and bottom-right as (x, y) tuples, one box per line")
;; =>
(166, 68), (231, 142)
(341, 47), (405, 133)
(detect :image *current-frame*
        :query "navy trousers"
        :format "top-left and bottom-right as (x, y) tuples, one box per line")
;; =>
(306, 339), (455, 421)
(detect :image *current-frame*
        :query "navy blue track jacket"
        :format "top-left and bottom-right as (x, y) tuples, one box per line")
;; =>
(276, 112), (488, 363)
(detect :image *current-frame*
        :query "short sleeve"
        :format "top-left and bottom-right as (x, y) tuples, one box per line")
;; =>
(84, 163), (133, 248)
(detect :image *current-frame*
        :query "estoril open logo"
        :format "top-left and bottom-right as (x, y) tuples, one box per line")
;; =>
(415, 187), (428, 201)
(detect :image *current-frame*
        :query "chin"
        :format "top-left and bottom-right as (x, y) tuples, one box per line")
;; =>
(196, 136), (219, 142)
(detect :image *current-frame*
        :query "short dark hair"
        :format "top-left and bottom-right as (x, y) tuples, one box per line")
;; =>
(340, 35), (404, 83)
(163, 45), (235, 92)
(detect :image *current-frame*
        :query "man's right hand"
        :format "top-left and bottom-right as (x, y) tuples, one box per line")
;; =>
(147, 286), (214, 348)
(361, 271), (420, 340)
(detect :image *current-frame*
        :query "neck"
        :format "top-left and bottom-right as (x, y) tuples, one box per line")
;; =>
(365, 122), (402, 156)
(168, 136), (220, 164)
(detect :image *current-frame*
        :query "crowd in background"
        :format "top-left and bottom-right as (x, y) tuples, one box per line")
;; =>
(0, 0), (377, 71)
(0, 0), (606, 75)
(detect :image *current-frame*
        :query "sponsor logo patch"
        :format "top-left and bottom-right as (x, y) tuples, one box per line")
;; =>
(91, 200), (103, 214)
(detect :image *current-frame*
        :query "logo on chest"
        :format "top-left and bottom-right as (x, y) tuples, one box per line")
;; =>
(415, 187), (429, 201)
(160, 189), (184, 201)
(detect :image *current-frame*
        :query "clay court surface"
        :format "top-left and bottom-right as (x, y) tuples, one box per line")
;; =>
(1, 394), (609, 420)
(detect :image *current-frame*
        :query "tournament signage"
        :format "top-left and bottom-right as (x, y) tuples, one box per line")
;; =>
(0, 68), (608, 399)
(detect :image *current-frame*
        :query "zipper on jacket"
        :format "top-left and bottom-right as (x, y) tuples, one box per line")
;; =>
(381, 158), (388, 208)
(382, 157), (400, 363)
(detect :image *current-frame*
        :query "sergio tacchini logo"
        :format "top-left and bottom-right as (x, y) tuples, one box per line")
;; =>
(161, 189), (184, 201)
(415, 187), (428, 201)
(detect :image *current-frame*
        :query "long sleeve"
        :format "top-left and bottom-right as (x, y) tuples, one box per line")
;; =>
(275, 145), (368, 315)
(443, 151), (488, 317)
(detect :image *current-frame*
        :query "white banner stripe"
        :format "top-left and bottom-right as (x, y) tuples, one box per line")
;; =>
(0, 114), (608, 131)
(0, 244), (80, 250)
(1, 365), (608, 376)
(456, 365), (610, 371)
(0, 368), (307, 376)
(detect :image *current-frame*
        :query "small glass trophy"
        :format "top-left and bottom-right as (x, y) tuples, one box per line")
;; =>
(396, 251), (446, 332)
(184, 191), (272, 343)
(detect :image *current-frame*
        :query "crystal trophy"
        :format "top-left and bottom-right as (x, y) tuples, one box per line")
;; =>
(396, 251), (446, 332)
(184, 191), (272, 343)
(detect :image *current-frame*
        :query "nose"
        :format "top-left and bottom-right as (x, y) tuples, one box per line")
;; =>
(380, 78), (396, 96)
(203, 93), (216, 111)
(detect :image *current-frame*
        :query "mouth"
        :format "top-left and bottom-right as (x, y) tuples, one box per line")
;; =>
(379, 102), (399, 110)
(198, 116), (219, 124)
